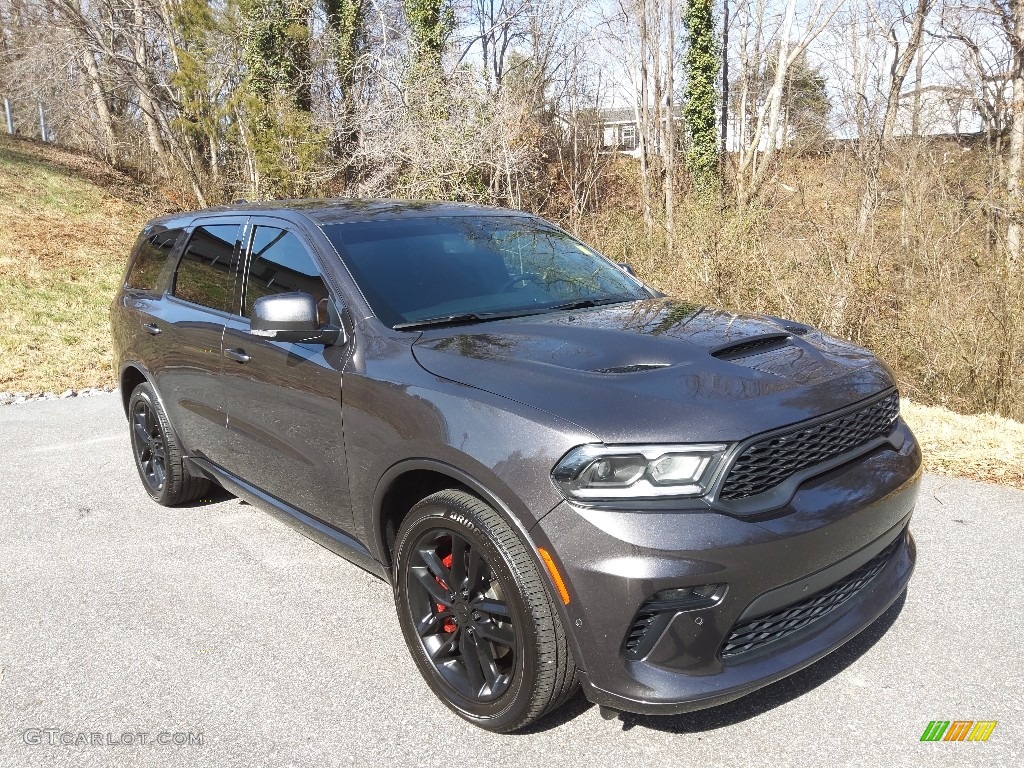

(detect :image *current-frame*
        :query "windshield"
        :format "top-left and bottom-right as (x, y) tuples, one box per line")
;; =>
(320, 216), (651, 328)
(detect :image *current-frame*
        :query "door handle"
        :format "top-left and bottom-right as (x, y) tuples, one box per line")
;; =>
(224, 348), (251, 363)
(142, 322), (161, 336)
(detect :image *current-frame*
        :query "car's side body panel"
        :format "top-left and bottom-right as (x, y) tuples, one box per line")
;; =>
(338, 325), (600, 555)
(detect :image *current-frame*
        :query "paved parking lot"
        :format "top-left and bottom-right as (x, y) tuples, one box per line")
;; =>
(0, 393), (1020, 767)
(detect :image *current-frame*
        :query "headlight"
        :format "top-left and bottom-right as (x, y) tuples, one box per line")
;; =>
(551, 444), (728, 501)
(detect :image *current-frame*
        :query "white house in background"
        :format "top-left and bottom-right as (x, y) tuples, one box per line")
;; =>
(595, 107), (685, 155)
(598, 108), (640, 153)
(594, 80), (1007, 155)
(892, 84), (986, 137)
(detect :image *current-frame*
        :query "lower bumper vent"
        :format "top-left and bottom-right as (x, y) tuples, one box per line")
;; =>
(720, 536), (901, 659)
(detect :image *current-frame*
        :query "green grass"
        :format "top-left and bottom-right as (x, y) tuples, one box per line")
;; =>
(0, 137), (157, 393)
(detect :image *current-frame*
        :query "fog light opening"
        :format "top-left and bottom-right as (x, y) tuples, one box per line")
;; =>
(622, 584), (727, 660)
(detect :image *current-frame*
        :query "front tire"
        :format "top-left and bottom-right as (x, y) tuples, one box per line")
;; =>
(127, 382), (209, 506)
(393, 489), (578, 732)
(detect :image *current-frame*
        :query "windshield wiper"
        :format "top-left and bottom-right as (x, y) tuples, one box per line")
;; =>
(394, 296), (639, 330)
(393, 309), (535, 330)
(546, 295), (636, 312)
(393, 313), (489, 330)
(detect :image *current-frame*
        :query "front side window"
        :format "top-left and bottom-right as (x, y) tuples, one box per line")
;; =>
(172, 224), (239, 312)
(244, 226), (333, 324)
(320, 216), (649, 328)
(126, 227), (183, 292)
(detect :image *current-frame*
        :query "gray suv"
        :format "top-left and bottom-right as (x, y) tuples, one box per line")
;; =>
(110, 200), (921, 732)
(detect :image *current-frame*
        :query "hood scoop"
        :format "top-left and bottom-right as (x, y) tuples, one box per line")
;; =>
(594, 363), (672, 374)
(710, 333), (791, 361)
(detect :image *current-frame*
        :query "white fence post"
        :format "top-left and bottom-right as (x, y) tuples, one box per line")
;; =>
(3, 99), (12, 135)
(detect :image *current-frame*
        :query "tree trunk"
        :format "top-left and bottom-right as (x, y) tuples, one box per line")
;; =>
(720, 0), (729, 193)
(911, 37), (925, 137)
(881, 0), (932, 144)
(80, 47), (117, 162)
(636, 0), (654, 236)
(130, 0), (173, 177)
(737, 0), (796, 206)
(1006, 0), (1024, 274)
(665, 0), (675, 254)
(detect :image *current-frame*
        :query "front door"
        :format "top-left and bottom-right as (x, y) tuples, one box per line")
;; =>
(218, 219), (353, 533)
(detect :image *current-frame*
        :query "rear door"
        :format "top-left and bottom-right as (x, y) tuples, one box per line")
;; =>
(113, 225), (186, 378)
(219, 218), (353, 532)
(149, 217), (246, 463)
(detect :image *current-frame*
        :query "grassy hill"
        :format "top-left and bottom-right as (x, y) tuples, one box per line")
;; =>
(0, 135), (1020, 489)
(0, 136), (163, 393)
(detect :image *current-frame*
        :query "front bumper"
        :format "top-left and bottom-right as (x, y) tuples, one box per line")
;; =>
(529, 422), (921, 716)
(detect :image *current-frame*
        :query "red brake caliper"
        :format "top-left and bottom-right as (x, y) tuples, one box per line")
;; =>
(436, 553), (458, 633)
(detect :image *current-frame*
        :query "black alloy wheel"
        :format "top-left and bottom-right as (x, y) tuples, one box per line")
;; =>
(131, 398), (167, 493)
(393, 489), (579, 732)
(127, 382), (210, 506)
(407, 528), (517, 701)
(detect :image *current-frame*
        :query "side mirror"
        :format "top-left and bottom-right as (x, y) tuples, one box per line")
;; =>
(617, 262), (636, 276)
(250, 292), (345, 346)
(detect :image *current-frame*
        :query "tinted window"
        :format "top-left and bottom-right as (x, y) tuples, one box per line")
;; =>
(173, 224), (239, 312)
(321, 217), (648, 327)
(244, 226), (332, 323)
(126, 228), (182, 292)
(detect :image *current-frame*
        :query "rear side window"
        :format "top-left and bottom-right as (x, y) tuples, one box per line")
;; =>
(173, 224), (240, 312)
(125, 228), (182, 292)
(244, 226), (332, 322)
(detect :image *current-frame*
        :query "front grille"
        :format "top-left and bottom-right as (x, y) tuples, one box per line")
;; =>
(720, 536), (901, 659)
(719, 391), (900, 500)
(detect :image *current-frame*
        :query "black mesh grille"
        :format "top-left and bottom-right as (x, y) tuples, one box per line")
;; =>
(719, 392), (900, 500)
(720, 536), (901, 659)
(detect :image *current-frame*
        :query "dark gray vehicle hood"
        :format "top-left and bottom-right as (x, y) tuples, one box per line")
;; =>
(411, 299), (896, 443)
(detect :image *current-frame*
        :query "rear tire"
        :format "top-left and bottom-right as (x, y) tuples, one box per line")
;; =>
(393, 489), (578, 732)
(127, 382), (209, 506)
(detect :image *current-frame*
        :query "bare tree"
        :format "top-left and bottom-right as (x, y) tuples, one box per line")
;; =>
(733, 0), (841, 206)
(996, 0), (1024, 272)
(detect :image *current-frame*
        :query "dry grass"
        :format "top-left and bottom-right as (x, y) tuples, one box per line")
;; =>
(0, 136), (164, 393)
(901, 399), (1024, 490)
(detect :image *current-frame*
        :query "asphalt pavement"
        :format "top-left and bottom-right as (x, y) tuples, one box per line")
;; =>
(0, 393), (1020, 767)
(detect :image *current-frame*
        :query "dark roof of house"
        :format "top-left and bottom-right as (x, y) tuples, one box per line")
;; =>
(598, 107), (637, 123)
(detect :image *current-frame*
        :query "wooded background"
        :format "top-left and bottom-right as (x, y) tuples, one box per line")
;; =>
(1, 0), (1022, 421)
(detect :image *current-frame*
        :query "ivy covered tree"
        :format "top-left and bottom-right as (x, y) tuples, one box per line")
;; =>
(240, 0), (326, 197)
(401, 0), (455, 116)
(240, 0), (312, 109)
(322, 0), (364, 106)
(683, 0), (720, 195)
(402, 0), (455, 71)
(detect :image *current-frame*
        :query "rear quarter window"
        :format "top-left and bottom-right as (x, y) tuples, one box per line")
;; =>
(125, 228), (183, 292)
